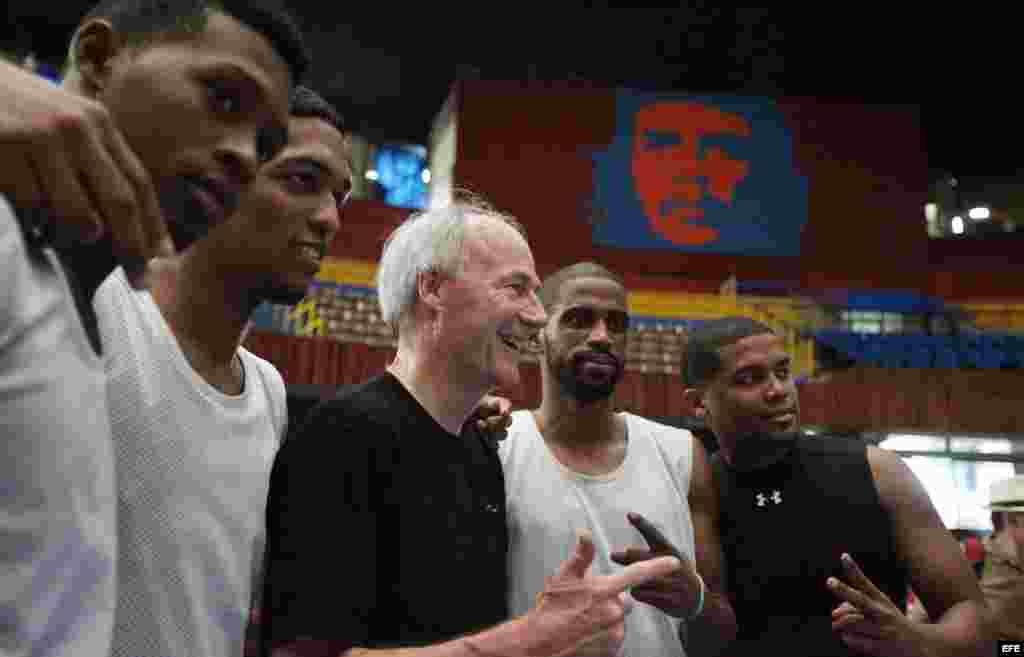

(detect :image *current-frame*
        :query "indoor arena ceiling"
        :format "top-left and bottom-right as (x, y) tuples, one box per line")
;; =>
(3, 5), (1019, 177)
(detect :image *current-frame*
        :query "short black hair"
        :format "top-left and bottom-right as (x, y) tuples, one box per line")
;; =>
(683, 316), (775, 387)
(290, 85), (343, 134)
(539, 261), (625, 312)
(77, 0), (311, 82)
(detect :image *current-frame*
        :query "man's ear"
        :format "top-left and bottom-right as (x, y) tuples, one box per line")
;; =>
(684, 387), (707, 419)
(416, 269), (445, 313)
(71, 19), (123, 96)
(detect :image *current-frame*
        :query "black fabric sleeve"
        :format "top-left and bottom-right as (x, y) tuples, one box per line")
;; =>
(261, 400), (382, 654)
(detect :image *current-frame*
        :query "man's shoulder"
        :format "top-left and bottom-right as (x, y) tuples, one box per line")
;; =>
(238, 347), (284, 391)
(0, 194), (43, 327)
(318, 374), (401, 419)
(795, 437), (892, 511)
(93, 266), (155, 347)
(503, 410), (545, 445)
(502, 409), (537, 437)
(624, 412), (694, 444)
(238, 347), (287, 435)
(0, 193), (19, 243)
(507, 409), (534, 427)
(93, 264), (132, 306)
(499, 410), (547, 468)
(288, 374), (402, 447)
(796, 434), (866, 460)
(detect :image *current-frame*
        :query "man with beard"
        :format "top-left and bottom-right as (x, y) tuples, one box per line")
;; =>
(499, 262), (737, 657)
(684, 316), (994, 657)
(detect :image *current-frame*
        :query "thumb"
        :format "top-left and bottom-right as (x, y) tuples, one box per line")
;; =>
(558, 529), (596, 579)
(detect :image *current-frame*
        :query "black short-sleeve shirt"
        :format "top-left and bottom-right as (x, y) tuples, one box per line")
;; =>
(261, 373), (508, 653)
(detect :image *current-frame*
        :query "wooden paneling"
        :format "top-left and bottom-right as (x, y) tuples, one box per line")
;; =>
(244, 333), (394, 387)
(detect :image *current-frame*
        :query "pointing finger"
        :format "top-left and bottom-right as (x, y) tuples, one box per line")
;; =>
(597, 555), (681, 597)
(627, 512), (683, 559)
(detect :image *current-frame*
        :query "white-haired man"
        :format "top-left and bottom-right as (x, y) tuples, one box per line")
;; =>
(261, 196), (681, 657)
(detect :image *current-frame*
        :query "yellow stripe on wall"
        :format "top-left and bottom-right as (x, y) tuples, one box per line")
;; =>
(312, 259), (814, 377)
(316, 257), (379, 289)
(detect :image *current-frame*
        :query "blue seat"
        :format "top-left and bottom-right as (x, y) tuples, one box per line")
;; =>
(933, 348), (959, 368)
(907, 344), (933, 368)
(1004, 336), (1024, 368)
(860, 338), (886, 365)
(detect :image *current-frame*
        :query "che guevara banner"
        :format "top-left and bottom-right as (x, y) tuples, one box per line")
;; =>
(593, 90), (808, 256)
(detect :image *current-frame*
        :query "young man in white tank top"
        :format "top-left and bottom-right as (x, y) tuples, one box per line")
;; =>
(97, 84), (352, 657)
(0, 1), (303, 653)
(499, 262), (737, 657)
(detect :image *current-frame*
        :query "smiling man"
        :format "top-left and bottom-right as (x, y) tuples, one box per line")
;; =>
(261, 202), (684, 657)
(684, 317), (993, 657)
(95, 83), (350, 657)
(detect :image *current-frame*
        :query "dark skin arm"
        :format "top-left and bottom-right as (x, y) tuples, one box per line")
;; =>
(1, 58), (173, 290)
(828, 446), (994, 657)
(610, 440), (737, 657)
(470, 394), (512, 441)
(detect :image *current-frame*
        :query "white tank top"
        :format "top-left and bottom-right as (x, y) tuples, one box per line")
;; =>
(0, 194), (117, 657)
(500, 411), (695, 657)
(95, 268), (286, 657)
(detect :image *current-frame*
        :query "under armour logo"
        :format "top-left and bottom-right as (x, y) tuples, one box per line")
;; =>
(755, 490), (783, 507)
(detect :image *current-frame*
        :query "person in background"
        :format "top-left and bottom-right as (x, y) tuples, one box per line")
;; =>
(979, 474), (1024, 641)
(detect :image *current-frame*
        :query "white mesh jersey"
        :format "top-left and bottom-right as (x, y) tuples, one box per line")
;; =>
(500, 411), (695, 657)
(95, 268), (287, 657)
(0, 195), (117, 656)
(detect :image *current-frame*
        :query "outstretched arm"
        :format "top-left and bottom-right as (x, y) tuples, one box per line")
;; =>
(610, 441), (737, 657)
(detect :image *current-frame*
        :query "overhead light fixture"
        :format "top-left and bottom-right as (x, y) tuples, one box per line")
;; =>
(968, 206), (991, 220)
(421, 168), (432, 184)
(951, 216), (965, 235)
(924, 203), (938, 222)
(365, 169), (379, 181)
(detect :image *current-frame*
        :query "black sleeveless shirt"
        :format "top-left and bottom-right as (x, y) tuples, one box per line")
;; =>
(713, 436), (909, 657)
